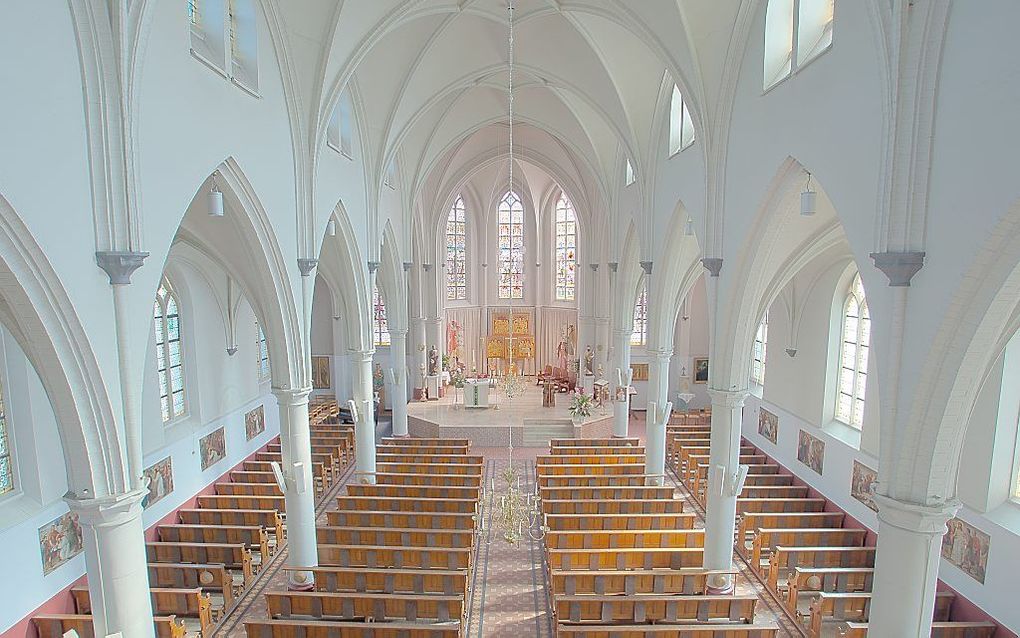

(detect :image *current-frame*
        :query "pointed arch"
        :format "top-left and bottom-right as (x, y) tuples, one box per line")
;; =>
(318, 198), (371, 352)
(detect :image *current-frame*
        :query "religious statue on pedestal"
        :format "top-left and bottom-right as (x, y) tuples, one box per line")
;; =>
(583, 345), (594, 376)
(428, 345), (440, 376)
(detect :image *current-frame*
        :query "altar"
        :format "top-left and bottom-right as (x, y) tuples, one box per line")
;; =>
(463, 378), (490, 409)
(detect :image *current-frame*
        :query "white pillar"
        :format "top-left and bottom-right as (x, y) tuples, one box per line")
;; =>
(702, 388), (749, 590)
(611, 328), (632, 437)
(272, 388), (318, 589)
(353, 350), (377, 481)
(66, 490), (155, 638)
(645, 348), (673, 482)
(389, 329), (409, 437)
(425, 317), (443, 362)
(867, 496), (959, 637)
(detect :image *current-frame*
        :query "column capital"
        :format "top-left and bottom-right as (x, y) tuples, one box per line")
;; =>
(367, 260), (380, 274)
(402, 261), (413, 272)
(648, 347), (673, 361)
(639, 261), (653, 275)
(870, 251), (925, 286)
(422, 263), (433, 272)
(297, 258), (318, 277)
(589, 263), (599, 272)
(874, 495), (960, 534)
(701, 257), (723, 277)
(350, 349), (375, 363)
(707, 387), (749, 409)
(65, 488), (147, 527)
(607, 262), (619, 273)
(272, 386), (312, 406)
(388, 327), (408, 339)
(96, 251), (149, 285)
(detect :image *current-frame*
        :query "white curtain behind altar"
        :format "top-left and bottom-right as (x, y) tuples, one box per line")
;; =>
(538, 307), (578, 372)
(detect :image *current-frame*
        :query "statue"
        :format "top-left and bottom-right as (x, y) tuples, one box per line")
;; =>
(372, 363), (385, 391)
(583, 346), (595, 376)
(428, 345), (440, 376)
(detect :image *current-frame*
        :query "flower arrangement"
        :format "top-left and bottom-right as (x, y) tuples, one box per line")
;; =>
(568, 389), (594, 418)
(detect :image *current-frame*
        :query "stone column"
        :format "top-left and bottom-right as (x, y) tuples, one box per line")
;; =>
(352, 349), (377, 481)
(410, 316), (427, 396)
(645, 347), (673, 484)
(702, 388), (749, 590)
(425, 317), (443, 362)
(272, 388), (318, 589)
(66, 490), (156, 638)
(611, 327), (632, 438)
(868, 496), (959, 637)
(388, 328), (409, 437)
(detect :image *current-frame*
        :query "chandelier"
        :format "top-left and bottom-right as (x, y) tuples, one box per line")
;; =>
(474, 0), (546, 547)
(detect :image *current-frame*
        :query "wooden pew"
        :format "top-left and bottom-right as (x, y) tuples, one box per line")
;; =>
(550, 568), (739, 596)
(375, 472), (482, 487)
(767, 546), (877, 591)
(536, 463), (646, 476)
(554, 594), (758, 625)
(551, 445), (647, 456)
(245, 460), (331, 489)
(315, 526), (475, 548)
(71, 586), (213, 635)
(178, 508), (285, 542)
(551, 437), (640, 447)
(749, 528), (868, 574)
(317, 544), (472, 570)
(378, 445), (470, 456)
(32, 615), (185, 638)
(265, 591), (463, 623)
(337, 495), (478, 513)
(345, 484), (480, 500)
(538, 474), (659, 487)
(785, 567), (875, 614)
(543, 498), (683, 515)
(540, 485), (676, 501)
(286, 566), (468, 597)
(381, 437), (469, 446)
(739, 485), (811, 499)
(147, 562), (235, 610)
(808, 591), (954, 638)
(244, 619), (460, 638)
(548, 546), (704, 570)
(537, 454), (646, 465)
(737, 511), (845, 542)
(556, 624), (779, 637)
(692, 464), (782, 499)
(736, 497), (828, 515)
(837, 621), (996, 637)
(255, 452), (336, 481)
(158, 523), (272, 559)
(146, 542), (255, 587)
(376, 462), (483, 476)
(545, 512), (697, 531)
(215, 482), (284, 497)
(327, 509), (476, 530)
(376, 453), (483, 465)
(545, 528), (705, 550)
(197, 494), (286, 511)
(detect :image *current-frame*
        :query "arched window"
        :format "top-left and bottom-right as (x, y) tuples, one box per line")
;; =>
(256, 319), (270, 380)
(154, 279), (186, 423)
(554, 195), (577, 301)
(752, 312), (769, 386)
(497, 192), (524, 299)
(631, 283), (648, 346)
(446, 197), (467, 301)
(836, 274), (870, 428)
(625, 160), (636, 186)
(763, 0), (834, 90)
(188, 0), (200, 25)
(0, 380), (13, 496)
(189, 0), (258, 92)
(373, 285), (390, 347)
(669, 85), (695, 155)
(327, 88), (354, 158)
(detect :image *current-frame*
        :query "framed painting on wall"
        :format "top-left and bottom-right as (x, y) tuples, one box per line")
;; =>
(142, 456), (174, 509)
(245, 405), (266, 441)
(693, 357), (709, 384)
(757, 407), (778, 444)
(630, 363), (650, 382)
(850, 460), (879, 512)
(311, 355), (331, 389)
(199, 427), (226, 471)
(942, 518), (990, 584)
(38, 512), (84, 575)
(797, 429), (825, 475)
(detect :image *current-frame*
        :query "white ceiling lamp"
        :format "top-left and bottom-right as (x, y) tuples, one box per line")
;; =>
(208, 172), (224, 217)
(800, 171), (817, 217)
(326, 218), (337, 236)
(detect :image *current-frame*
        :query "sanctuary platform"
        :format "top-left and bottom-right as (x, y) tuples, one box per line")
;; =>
(406, 381), (613, 446)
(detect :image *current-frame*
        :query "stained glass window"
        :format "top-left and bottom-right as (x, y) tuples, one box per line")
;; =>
(256, 320), (270, 380)
(752, 312), (768, 386)
(498, 191), (524, 299)
(0, 381), (13, 496)
(631, 283), (648, 346)
(555, 194), (577, 301)
(373, 285), (390, 347)
(188, 0), (200, 26)
(227, 0), (239, 64)
(154, 279), (186, 422)
(836, 274), (869, 428)
(446, 197), (467, 300)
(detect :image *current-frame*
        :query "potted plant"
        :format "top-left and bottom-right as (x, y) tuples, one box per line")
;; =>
(568, 389), (594, 425)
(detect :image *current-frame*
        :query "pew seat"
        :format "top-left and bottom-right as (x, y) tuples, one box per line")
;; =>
(550, 568), (739, 596)
(285, 566), (468, 597)
(554, 593), (758, 625)
(70, 586), (213, 635)
(244, 619), (460, 638)
(32, 614), (185, 638)
(265, 590), (463, 624)
(147, 562), (236, 610)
